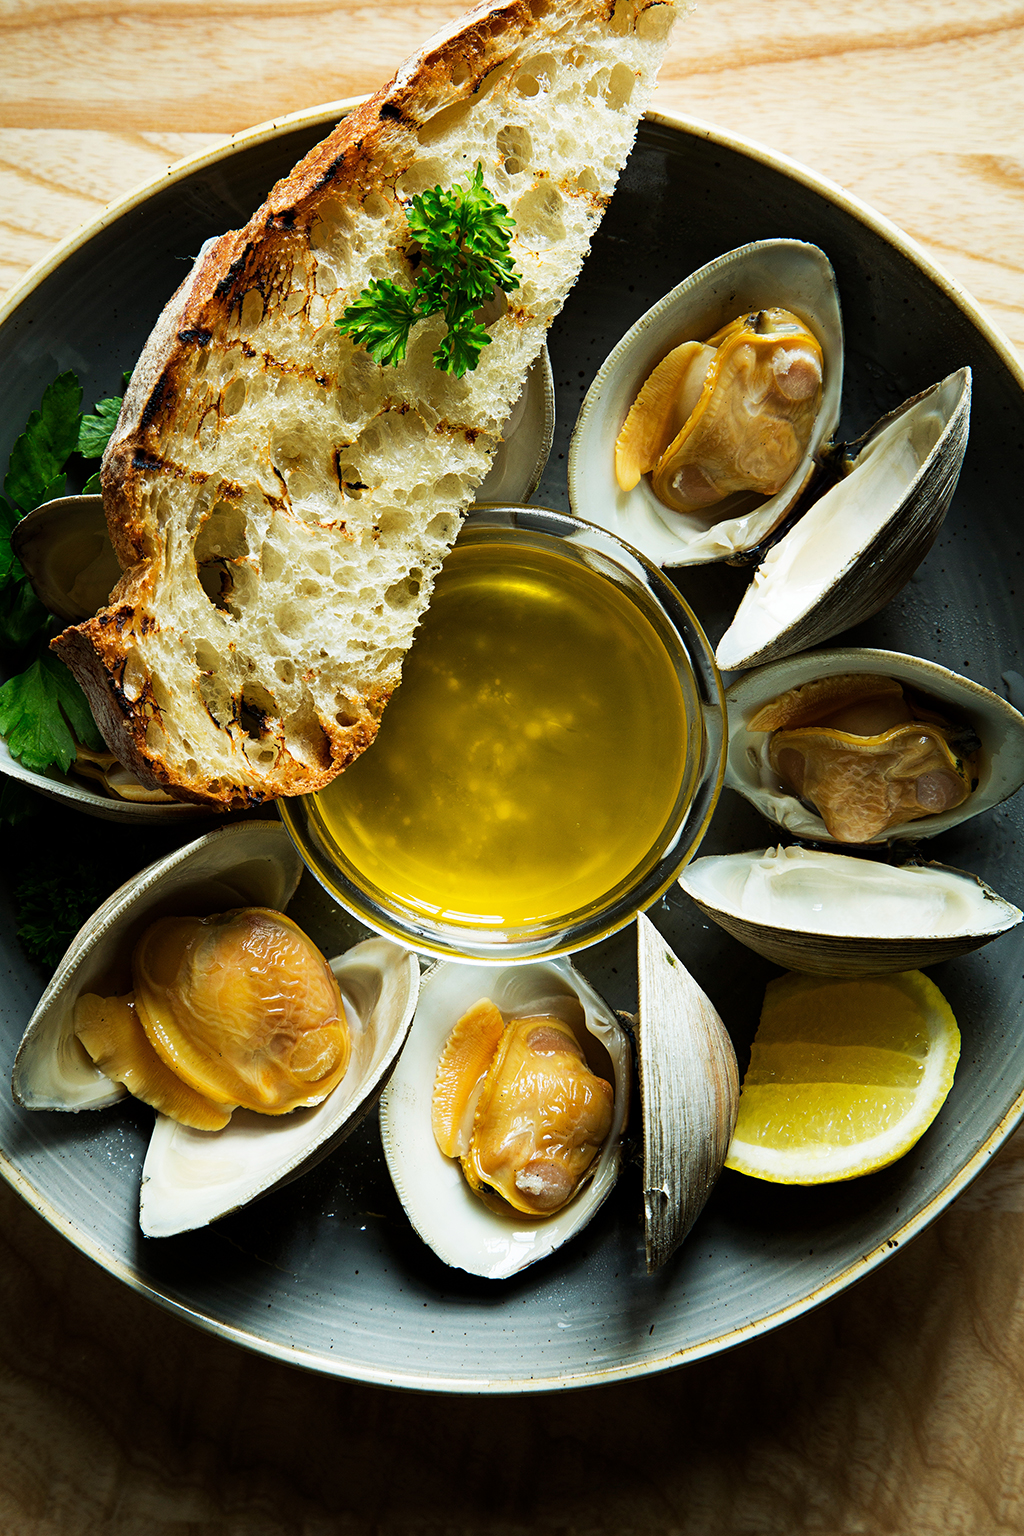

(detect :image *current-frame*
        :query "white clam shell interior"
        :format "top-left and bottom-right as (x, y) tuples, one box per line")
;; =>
(680, 846), (1022, 940)
(725, 648), (1024, 843)
(568, 239), (844, 567)
(12, 820), (302, 1111)
(474, 347), (554, 504)
(11, 818), (421, 1238)
(140, 935), (420, 1237)
(716, 368), (972, 671)
(379, 959), (631, 1280)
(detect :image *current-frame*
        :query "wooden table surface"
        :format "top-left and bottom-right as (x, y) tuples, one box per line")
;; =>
(3, 1), (1024, 1531)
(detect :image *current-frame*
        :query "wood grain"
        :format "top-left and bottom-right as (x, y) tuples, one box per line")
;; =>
(2, 0), (1024, 1529)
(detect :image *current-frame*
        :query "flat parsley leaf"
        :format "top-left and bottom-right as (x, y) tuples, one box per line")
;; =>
(3, 372), (82, 514)
(78, 395), (122, 459)
(0, 653), (103, 773)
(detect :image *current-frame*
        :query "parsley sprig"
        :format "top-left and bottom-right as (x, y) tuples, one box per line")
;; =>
(0, 373), (124, 792)
(336, 163), (519, 378)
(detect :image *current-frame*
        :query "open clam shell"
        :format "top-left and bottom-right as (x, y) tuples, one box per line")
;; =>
(379, 959), (631, 1280)
(3, 492), (205, 822)
(568, 240), (844, 567)
(635, 915), (738, 1272)
(679, 845), (1023, 976)
(12, 820), (302, 1111)
(141, 933), (419, 1236)
(726, 648), (1024, 844)
(11, 819), (420, 1234)
(716, 368), (972, 671)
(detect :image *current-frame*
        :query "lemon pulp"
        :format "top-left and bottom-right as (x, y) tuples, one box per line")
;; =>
(725, 970), (960, 1183)
(313, 537), (689, 927)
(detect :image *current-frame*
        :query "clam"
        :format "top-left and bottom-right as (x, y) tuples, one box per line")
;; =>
(679, 845), (1023, 976)
(716, 368), (972, 671)
(635, 914), (738, 1271)
(379, 958), (631, 1280)
(11, 820), (420, 1235)
(568, 240), (844, 567)
(10, 494), (121, 625)
(3, 493), (201, 820)
(726, 649), (1024, 844)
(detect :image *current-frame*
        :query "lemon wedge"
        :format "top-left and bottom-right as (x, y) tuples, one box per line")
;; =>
(724, 970), (960, 1183)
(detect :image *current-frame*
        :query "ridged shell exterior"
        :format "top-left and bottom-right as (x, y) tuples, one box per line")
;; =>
(716, 368), (972, 671)
(568, 240), (844, 567)
(725, 649), (1024, 844)
(379, 958), (631, 1280)
(140, 934), (420, 1236)
(635, 914), (738, 1271)
(679, 846), (1023, 976)
(12, 820), (302, 1111)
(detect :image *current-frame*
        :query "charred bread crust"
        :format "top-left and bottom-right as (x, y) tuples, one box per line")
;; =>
(55, 0), (676, 810)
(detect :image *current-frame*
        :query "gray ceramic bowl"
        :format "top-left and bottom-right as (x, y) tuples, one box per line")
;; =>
(1, 103), (1023, 1393)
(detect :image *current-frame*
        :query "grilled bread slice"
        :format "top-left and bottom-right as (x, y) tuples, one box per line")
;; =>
(53, 0), (677, 809)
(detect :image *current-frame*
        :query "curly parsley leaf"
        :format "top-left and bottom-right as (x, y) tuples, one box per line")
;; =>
(0, 652), (103, 773)
(336, 163), (519, 377)
(15, 866), (112, 969)
(3, 372), (82, 515)
(339, 278), (425, 369)
(78, 394), (122, 459)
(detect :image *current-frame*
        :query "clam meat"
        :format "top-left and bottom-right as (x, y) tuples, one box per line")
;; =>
(11, 821), (421, 1235)
(750, 673), (979, 842)
(616, 307), (824, 515)
(723, 648), (1024, 846)
(432, 998), (615, 1218)
(568, 239), (844, 567)
(74, 907), (352, 1129)
(380, 959), (630, 1280)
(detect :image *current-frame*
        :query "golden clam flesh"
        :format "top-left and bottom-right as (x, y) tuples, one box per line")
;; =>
(74, 906), (351, 1129)
(615, 307), (824, 515)
(432, 997), (615, 1217)
(750, 674), (978, 843)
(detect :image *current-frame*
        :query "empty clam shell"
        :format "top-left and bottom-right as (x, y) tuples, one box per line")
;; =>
(11, 494), (121, 625)
(716, 368), (972, 671)
(379, 958), (631, 1280)
(568, 239), (844, 567)
(635, 914), (738, 1271)
(11, 819), (420, 1235)
(679, 845), (1023, 975)
(726, 648), (1024, 844)
(2, 493), (206, 823)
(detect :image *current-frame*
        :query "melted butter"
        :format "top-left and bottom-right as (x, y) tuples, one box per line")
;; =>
(314, 538), (689, 927)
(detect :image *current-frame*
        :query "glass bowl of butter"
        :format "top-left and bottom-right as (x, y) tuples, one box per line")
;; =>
(278, 505), (725, 961)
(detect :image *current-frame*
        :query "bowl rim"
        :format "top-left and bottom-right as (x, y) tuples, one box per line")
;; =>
(2, 101), (1024, 1393)
(277, 501), (727, 962)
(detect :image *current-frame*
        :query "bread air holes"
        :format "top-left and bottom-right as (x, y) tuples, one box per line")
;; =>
(238, 683), (278, 741)
(385, 568), (423, 609)
(496, 125), (532, 176)
(275, 658), (296, 686)
(396, 158), (447, 200)
(515, 53), (556, 97)
(637, 0), (674, 39)
(605, 63), (636, 109)
(514, 182), (566, 247)
(221, 377), (246, 418)
(240, 289), (264, 333)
